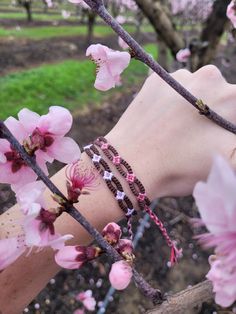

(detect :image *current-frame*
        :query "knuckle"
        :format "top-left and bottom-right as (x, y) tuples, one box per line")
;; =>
(194, 65), (223, 80)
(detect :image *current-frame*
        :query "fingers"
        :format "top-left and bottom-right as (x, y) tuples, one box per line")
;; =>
(193, 64), (226, 81)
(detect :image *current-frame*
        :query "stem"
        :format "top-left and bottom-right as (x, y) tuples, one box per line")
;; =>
(0, 121), (162, 304)
(84, 0), (236, 135)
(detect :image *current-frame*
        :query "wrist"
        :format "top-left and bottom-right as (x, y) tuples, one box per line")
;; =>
(104, 131), (170, 200)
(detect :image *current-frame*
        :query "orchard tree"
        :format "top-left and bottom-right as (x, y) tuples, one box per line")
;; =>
(17, 0), (33, 22)
(133, 0), (231, 70)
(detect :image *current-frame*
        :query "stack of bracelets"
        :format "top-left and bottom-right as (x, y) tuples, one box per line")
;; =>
(84, 137), (181, 264)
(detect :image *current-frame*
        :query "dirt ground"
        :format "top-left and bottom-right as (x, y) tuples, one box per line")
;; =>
(0, 32), (155, 75)
(0, 24), (235, 313)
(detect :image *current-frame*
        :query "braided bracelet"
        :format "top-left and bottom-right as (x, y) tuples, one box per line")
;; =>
(83, 143), (136, 240)
(94, 137), (182, 264)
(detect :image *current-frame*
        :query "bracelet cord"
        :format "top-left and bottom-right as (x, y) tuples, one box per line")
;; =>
(94, 137), (182, 265)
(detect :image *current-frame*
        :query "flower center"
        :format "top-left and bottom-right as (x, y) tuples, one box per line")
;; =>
(37, 208), (58, 235)
(23, 127), (54, 156)
(5, 149), (26, 173)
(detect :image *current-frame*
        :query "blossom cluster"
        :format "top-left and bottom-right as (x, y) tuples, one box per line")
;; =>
(56, 222), (133, 290)
(193, 156), (236, 307)
(0, 106), (81, 271)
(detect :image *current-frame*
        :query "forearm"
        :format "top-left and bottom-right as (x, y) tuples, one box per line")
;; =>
(0, 148), (161, 314)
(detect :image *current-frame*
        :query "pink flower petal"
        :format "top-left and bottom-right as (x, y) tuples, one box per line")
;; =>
(227, 1), (236, 28)
(4, 116), (28, 142)
(55, 246), (83, 269)
(38, 106), (73, 136)
(86, 44), (130, 91)
(47, 137), (81, 164)
(193, 156), (236, 234)
(109, 260), (132, 290)
(18, 108), (40, 134)
(0, 237), (26, 271)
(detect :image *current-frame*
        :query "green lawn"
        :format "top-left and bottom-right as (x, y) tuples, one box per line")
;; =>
(0, 24), (146, 40)
(0, 11), (75, 21)
(0, 44), (158, 120)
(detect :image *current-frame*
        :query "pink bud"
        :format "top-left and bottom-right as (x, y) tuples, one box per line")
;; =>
(109, 260), (132, 290)
(55, 245), (101, 269)
(176, 48), (191, 63)
(116, 239), (133, 255)
(102, 222), (122, 245)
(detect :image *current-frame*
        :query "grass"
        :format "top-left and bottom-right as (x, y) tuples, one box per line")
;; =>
(0, 44), (158, 120)
(0, 24), (151, 40)
(0, 11), (74, 21)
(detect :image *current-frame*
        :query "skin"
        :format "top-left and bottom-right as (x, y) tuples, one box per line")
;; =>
(0, 65), (236, 314)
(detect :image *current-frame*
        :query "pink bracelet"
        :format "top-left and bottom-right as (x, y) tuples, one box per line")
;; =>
(94, 137), (182, 265)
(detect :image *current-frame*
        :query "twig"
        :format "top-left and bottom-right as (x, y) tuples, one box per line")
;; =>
(83, 0), (236, 135)
(0, 121), (162, 304)
(97, 201), (157, 314)
(146, 280), (214, 314)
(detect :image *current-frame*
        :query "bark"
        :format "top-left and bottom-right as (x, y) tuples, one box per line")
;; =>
(146, 280), (214, 314)
(134, 0), (184, 55)
(191, 0), (231, 70)
(157, 37), (169, 70)
(87, 11), (96, 45)
(18, 0), (33, 22)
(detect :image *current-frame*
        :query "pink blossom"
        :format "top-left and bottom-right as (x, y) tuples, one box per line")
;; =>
(74, 309), (85, 314)
(66, 161), (97, 203)
(76, 290), (96, 311)
(17, 181), (73, 250)
(0, 237), (26, 271)
(55, 245), (101, 269)
(0, 107), (80, 190)
(86, 44), (131, 91)
(68, 0), (84, 4)
(109, 260), (132, 290)
(193, 155), (236, 307)
(102, 222), (122, 245)
(118, 37), (129, 50)
(176, 48), (191, 63)
(18, 106), (81, 167)
(45, 0), (53, 8)
(207, 257), (236, 308)
(116, 15), (126, 24)
(61, 10), (71, 19)
(115, 239), (133, 256)
(227, 1), (236, 28)
(0, 117), (37, 189)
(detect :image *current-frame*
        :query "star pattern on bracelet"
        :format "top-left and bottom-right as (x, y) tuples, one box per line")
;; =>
(103, 171), (113, 181)
(92, 154), (102, 163)
(116, 190), (125, 200)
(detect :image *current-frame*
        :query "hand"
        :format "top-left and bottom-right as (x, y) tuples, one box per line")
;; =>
(106, 65), (236, 198)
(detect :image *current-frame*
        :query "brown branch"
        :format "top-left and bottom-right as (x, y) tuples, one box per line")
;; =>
(83, 0), (236, 135)
(134, 0), (184, 55)
(146, 280), (214, 314)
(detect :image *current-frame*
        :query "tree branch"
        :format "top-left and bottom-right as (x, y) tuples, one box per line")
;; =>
(146, 280), (214, 314)
(83, 1), (236, 135)
(0, 121), (162, 305)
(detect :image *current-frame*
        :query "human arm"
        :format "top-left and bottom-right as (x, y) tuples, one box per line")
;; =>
(0, 65), (236, 314)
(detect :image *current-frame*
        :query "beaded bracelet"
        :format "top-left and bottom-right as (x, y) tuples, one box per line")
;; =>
(83, 143), (136, 240)
(94, 137), (181, 264)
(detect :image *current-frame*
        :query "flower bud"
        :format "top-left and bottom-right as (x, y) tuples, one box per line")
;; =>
(102, 222), (122, 245)
(109, 260), (132, 290)
(55, 245), (101, 269)
(115, 239), (135, 262)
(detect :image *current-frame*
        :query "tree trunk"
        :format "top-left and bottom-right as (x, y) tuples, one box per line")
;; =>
(87, 11), (96, 45)
(191, 0), (231, 70)
(157, 37), (169, 70)
(24, 1), (32, 22)
(146, 280), (213, 314)
(134, 0), (184, 56)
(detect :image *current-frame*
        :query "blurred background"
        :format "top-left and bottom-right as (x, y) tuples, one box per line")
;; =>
(0, 0), (235, 313)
